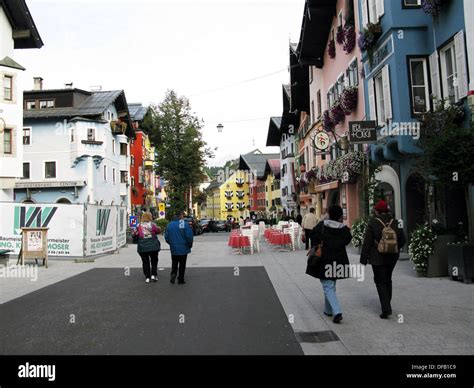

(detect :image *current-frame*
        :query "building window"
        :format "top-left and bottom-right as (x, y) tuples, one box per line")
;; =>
(45, 162), (56, 179)
(87, 128), (95, 141)
(23, 128), (31, 145)
(374, 73), (386, 125)
(440, 42), (458, 105)
(39, 100), (54, 109)
(131, 177), (135, 188)
(112, 139), (116, 155)
(311, 100), (315, 124)
(25, 101), (36, 110)
(70, 127), (75, 143)
(409, 58), (430, 114)
(338, 10), (343, 27)
(112, 168), (116, 184)
(3, 75), (12, 101)
(120, 171), (128, 183)
(23, 162), (30, 179)
(370, 65), (392, 126)
(347, 58), (359, 87)
(361, 0), (384, 26)
(336, 74), (345, 98)
(120, 143), (127, 156)
(103, 165), (107, 181)
(3, 129), (12, 154)
(316, 90), (322, 118)
(131, 156), (135, 166)
(404, 0), (421, 7)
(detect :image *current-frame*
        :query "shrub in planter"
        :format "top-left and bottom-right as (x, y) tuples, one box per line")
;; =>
(328, 39), (336, 59)
(330, 101), (345, 125)
(154, 218), (169, 232)
(408, 224), (436, 275)
(351, 218), (368, 250)
(343, 24), (356, 54)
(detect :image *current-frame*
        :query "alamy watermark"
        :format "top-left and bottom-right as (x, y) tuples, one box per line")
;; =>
(380, 120), (420, 140)
(324, 263), (365, 282)
(0, 264), (38, 282)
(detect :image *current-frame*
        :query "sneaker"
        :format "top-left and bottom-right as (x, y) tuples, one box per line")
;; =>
(151, 276), (157, 282)
(145, 278), (150, 283)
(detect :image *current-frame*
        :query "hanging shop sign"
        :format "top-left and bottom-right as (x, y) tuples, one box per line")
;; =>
(348, 121), (377, 144)
(313, 131), (331, 150)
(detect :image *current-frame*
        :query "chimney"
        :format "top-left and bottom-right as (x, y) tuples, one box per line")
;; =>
(65, 82), (73, 89)
(33, 77), (43, 91)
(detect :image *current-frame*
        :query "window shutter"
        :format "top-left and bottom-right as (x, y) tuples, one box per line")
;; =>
(361, 0), (368, 28)
(454, 30), (468, 100)
(368, 78), (376, 121)
(382, 65), (392, 119)
(429, 51), (442, 103)
(376, 0), (384, 19)
(369, 0), (377, 24)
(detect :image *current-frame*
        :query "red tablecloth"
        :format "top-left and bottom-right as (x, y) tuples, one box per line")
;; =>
(228, 235), (250, 248)
(269, 232), (292, 245)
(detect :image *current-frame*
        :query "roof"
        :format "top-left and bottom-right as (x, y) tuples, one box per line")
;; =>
(2, 0), (44, 49)
(266, 117), (282, 147)
(263, 159), (281, 180)
(297, 0), (337, 68)
(290, 44), (310, 113)
(0, 56), (26, 70)
(239, 151), (280, 180)
(128, 103), (148, 121)
(23, 90), (123, 119)
(205, 180), (221, 192)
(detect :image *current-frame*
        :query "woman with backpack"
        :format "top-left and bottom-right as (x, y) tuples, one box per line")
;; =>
(306, 205), (352, 324)
(132, 212), (161, 283)
(360, 200), (406, 319)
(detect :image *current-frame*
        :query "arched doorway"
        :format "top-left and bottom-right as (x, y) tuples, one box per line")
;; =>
(375, 166), (402, 219)
(56, 198), (72, 204)
(406, 173), (426, 236)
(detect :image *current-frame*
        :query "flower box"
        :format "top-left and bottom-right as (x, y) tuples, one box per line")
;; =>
(336, 26), (345, 45)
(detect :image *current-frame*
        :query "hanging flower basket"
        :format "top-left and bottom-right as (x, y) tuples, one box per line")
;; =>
(323, 110), (335, 131)
(328, 39), (336, 59)
(422, 0), (449, 18)
(330, 100), (345, 125)
(336, 26), (345, 45)
(342, 24), (356, 54)
(340, 86), (358, 115)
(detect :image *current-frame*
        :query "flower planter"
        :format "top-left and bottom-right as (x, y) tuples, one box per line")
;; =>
(426, 235), (456, 277)
(448, 244), (474, 284)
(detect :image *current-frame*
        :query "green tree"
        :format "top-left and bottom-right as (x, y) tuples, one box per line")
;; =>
(418, 102), (474, 240)
(148, 90), (213, 218)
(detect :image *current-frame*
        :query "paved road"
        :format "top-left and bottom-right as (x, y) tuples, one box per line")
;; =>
(1, 232), (473, 355)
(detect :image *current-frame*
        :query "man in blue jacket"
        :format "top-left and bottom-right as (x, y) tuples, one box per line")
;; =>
(165, 211), (194, 284)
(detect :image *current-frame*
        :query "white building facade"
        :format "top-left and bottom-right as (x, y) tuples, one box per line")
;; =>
(15, 85), (134, 209)
(0, 0), (43, 201)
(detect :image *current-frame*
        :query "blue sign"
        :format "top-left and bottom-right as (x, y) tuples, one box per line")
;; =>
(129, 216), (138, 228)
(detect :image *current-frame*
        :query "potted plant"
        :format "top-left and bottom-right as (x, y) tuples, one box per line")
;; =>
(328, 39), (336, 59)
(342, 23), (356, 54)
(351, 218), (368, 253)
(422, 0), (450, 19)
(408, 224), (437, 276)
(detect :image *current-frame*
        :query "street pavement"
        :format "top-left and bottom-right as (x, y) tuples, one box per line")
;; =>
(1, 232), (473, 355)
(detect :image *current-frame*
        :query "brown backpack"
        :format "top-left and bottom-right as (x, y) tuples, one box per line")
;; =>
(375, 218), (399, 254)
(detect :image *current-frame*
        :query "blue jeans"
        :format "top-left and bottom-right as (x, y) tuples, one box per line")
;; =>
(320, 279), (342, 316)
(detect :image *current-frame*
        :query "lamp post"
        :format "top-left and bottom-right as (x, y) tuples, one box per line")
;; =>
(217, 123), (224, 133)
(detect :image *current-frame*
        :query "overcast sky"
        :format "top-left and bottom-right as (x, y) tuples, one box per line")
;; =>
(16, 0), (306, 166)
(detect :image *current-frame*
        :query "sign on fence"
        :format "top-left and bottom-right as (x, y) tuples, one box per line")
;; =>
(85, 205), (117, 256)
(0, 203), (84, 256)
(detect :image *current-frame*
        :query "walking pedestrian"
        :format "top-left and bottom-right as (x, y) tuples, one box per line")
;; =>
(302, 208), (318, 250)
(306, 205), (352, 324)
(132, 212), (161, 283)
(360, 200), (406, 319)
(165, 210), (194, 284)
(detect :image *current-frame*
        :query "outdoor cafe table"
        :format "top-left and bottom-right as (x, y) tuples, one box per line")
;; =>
(228, 231), (250, 254)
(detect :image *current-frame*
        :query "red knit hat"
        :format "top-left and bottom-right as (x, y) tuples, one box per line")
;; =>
(374, 200), (389, 213)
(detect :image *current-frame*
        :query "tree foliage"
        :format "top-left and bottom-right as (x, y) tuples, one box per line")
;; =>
(147, 90), (213, 217)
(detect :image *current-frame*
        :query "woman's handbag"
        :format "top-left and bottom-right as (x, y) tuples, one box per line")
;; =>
(306, 224), (324, 267)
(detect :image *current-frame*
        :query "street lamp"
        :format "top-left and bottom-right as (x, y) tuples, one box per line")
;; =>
(217, 123), (224, 133)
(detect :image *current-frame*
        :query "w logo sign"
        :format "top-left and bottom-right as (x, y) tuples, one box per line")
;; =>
(14, 206), (58, 234)
(96, 209), (111, 236)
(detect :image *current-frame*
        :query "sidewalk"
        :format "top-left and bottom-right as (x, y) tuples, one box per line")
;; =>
(1, 233), (473, 355)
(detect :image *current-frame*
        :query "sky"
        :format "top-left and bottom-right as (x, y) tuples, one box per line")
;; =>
(16, 0), (306, 167)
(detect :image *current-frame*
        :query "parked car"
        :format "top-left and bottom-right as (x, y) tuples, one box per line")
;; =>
(214, 220), (230, 232)
(199, 219), (210, 233)
(184, 216), (203, 236)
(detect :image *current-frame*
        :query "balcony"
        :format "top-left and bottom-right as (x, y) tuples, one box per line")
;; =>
(110, 120), (127, 135)
(235, 178), (245, 187)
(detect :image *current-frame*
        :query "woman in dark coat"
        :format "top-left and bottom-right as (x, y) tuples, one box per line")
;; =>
(132, 212), (161, 283)
(360, 200), (406, 319)
(306, 205), (352, 324)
